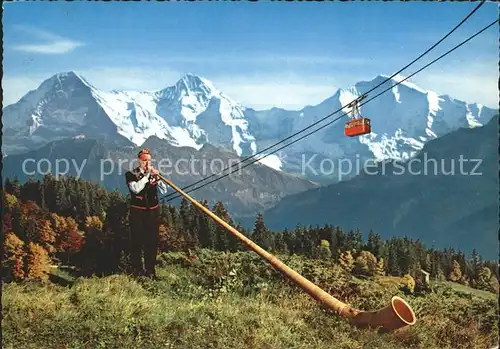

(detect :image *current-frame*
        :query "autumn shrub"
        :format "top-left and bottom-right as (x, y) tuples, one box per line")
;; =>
(3, 234), (52, 282)
(475, 266), (499, 293)
(158, 224), (192, 252)
(353, 250), (378, 276)
(25, 242), (52, 282)
(2, 232), (27, 282)
(401, 274), (416, 294)
(338, 250), (355, 272)
(3, 192), (18, 211)
(3, 212), (13, 234)
(52, 215), (85, 264)
(37, 219), (57, 253)
(311, 240), (332, 260)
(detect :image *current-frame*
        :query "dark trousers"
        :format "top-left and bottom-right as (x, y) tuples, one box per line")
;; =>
(129, 207), (159, 276)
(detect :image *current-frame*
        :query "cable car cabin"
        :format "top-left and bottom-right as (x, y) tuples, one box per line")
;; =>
(345, 118), (371, 137)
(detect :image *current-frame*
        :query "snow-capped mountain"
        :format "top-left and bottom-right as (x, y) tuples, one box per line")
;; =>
(245, 74), (495, 182)
(2, 71), (496, 183)
(2, 71), (256, 158)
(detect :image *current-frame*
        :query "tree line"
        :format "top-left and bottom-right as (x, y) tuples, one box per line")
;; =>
(2, 175), (498, 294)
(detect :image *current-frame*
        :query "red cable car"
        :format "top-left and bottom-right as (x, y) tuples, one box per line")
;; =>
(345, 117), (371, 137)
(344, 94), (371, 137)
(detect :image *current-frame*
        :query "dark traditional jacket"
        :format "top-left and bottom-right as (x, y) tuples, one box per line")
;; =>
(125, 167), (164, 210)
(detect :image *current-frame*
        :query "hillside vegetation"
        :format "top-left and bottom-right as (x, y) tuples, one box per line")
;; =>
(2, 250), (498, 349)
(2, 174), (499, 348)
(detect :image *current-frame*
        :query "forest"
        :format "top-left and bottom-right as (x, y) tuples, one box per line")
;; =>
(2, 174), (498, 293)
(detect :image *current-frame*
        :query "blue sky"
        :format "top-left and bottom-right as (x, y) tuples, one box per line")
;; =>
(3, 2), (498, 109)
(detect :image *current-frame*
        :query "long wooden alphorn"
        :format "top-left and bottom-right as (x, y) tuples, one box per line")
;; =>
(157, 173), (416, 332)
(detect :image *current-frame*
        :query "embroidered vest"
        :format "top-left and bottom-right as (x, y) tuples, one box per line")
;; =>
(125, 167), (160, 210)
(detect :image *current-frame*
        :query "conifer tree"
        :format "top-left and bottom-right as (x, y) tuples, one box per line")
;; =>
(455, 251), (467, 277)
(470, 249), (482, 283)
(398, 238), (414, 275)
(42, 175), (57, 212)
(196, 200), (216, 249)
(282, 228), (295, 255)
(301, 226), (315, 257)
(352, 229), (363, 253)
(252, 213), (273, 251)
(386, 242), (401, 275)
(5, 176), (21, 198)
(430, 249), (442, 280)
(179, 198), (192, 232)
(77, 182), (91, 223)
(442, 248), (455, 276)
(345, 230), (358, 254)
(213, 201), (233, 251)
(104, 190), (129, 266)
(55, 181), (70, 215)
(20, 178), (39, 203)
(366, 230), (384, 259)
(294, 224), (313, 256)
(334, 226), (345, 253)
(188, 204), (201, 245)
(273, 231), (288, 254)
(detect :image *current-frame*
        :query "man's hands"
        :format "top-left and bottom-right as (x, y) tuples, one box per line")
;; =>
(146, 166), (160, 186)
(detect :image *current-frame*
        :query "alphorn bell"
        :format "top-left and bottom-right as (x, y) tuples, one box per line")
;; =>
(157, 173), (417, 332)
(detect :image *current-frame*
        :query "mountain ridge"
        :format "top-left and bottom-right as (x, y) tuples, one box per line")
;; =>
(2, 71), (496, 183)
(257, 114), (499, 259)
(1, 134), (319, 218)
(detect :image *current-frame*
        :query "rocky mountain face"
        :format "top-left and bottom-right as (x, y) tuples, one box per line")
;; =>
(245, 74), (495, 183)
(257, 115), (499, 259)
(1, 135), (318, 218)
(2, 72), (256, 158)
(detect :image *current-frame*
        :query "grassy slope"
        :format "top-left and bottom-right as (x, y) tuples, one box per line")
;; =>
(435, 281), (497, 301)
(2, 251), (498, 349)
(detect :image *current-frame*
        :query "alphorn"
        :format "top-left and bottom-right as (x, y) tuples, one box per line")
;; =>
(157, 173), (416, 332)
